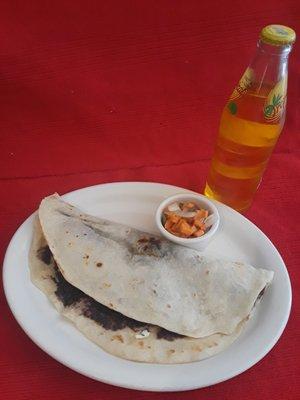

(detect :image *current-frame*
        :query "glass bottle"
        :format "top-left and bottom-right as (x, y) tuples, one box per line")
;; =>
(204, 25), (296, 212)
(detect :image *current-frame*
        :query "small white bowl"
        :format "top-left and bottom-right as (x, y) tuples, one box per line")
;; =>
(155, 193), (220, 251)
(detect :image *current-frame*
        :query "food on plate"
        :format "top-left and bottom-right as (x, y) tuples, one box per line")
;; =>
(29, 220), (246, 363)
(29, 193), (274, 363)
(162, 201), (214, 238)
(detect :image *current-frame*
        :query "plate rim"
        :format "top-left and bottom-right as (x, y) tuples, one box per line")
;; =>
(2, 181), (292, 391)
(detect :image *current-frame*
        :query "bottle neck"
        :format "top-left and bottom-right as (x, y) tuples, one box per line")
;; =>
(256, 40), (292, 58)
(249, 40), (292, 91)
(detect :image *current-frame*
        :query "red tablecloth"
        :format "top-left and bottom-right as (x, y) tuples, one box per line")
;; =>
(1, 1), (299, 398)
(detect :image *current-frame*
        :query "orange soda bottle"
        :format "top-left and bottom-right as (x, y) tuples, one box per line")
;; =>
(204, 25), (296, 212)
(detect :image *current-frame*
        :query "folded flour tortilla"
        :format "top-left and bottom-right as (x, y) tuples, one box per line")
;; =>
(38, 194), (273, 339)
(29, 219), (246, 363)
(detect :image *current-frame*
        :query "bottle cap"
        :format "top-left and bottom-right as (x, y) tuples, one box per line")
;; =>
(260, 25), (296, 46)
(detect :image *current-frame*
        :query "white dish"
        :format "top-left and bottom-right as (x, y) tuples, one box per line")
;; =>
(3, 182), (291, 392)
(155, 193), (220, 250)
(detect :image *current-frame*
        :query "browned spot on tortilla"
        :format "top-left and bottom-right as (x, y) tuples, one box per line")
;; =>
(153, 289), (157, 295)
(167, 304), (171, 308)
(208, 341), (218, 348)
(193, 345), (203, 352)
(109, 302), (114, 308)
(168, 349), (175, 354)
(103, 283), (111, 288)
(83, 254), (90, 266)
(136, 237), (162, 256)
(137, 237), (148, 243)
(112, 334), (124, 343)
(192, 293), (197, 297)
(147, 346), (151, 349)
(83, 233), (87, 236)
(65, 231), (69, 234)
(235, 262), (243, 267)
(138, 341), (144, 348)
(205, 270), (209, 275)
(96, 262), (103, 267)
(68, 242), (72, 246)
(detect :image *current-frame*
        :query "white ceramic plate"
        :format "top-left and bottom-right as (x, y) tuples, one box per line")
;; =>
(3, 182), (291, 392)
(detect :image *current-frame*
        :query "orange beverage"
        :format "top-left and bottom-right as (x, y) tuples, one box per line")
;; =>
(204, 25), (296, 212)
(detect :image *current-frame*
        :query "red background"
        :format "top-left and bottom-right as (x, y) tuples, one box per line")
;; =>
(1, 1), (299, 399)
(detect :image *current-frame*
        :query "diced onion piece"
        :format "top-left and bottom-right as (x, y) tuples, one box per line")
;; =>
(135, 329), (150, 339)
(174, 210), (197, 218)
(204, 214), (215, 228)
(167, 202), (180, 212)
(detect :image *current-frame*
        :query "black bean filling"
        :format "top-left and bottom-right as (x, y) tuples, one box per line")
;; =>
(53, 267), (84, 307)
(38, 246), (182, 341)
(81, 296), (146, 331)
(257, 287), (266, 300)
(37, 246), (52, 265)
(254, 287), (266, 306)
(156, 328), (184, 340)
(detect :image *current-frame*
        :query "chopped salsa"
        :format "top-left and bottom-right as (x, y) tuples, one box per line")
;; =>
(162, 201), (214, 239)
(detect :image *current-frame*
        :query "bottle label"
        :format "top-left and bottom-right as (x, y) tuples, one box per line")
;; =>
(230, 68), (253, 101)
(263, 76), (287, 123)
(228, 68), (253, 115)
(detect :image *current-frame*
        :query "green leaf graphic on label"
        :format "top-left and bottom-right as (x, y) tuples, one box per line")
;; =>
(228, 101), (237, 115)
(272, 94), (282, 106)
